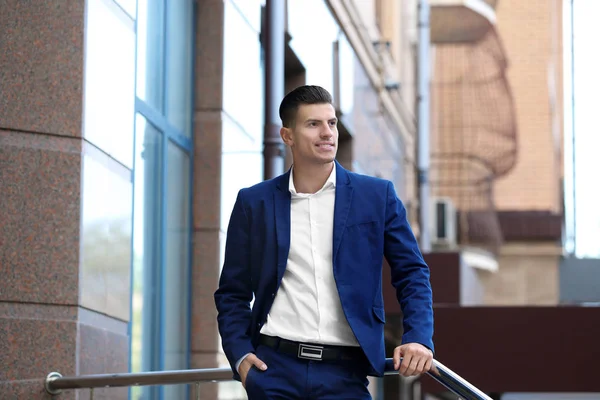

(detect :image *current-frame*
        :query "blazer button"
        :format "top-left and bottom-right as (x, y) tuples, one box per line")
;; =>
(271, 293), (275, 298)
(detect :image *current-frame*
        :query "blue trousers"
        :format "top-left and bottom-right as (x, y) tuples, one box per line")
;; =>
(244, 344), (372, 399)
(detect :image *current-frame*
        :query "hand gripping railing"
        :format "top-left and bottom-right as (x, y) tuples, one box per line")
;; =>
(45, 357), (491, 400)
(384, 359), (491, 400)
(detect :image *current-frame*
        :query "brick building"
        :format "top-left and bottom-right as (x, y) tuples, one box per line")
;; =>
(479, 0), (565, 306)
(424, 0), (565, 305)
(403, 1), (599, 398)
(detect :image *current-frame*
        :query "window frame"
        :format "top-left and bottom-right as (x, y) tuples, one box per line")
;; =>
(129, 0), (196, 399)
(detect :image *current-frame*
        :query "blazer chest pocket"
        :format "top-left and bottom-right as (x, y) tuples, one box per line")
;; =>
(345, 220), (380, 243)
(342, 220), (381, 267)
(346, 220), (379, 232)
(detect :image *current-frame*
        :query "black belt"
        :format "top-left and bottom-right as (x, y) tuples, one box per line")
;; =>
(259, 334), (364, 362)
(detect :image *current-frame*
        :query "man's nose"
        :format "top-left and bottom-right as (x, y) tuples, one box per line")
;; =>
(320, 126), (334, 139)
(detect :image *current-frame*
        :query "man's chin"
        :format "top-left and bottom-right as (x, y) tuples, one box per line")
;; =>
(314, 154), (336, 164)
(299, 155), (336, 166)
(318, 158), (336, 165)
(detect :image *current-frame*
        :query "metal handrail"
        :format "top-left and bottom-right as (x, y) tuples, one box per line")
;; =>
(45, 357), (491, 400)
(384, 359), (491, 400)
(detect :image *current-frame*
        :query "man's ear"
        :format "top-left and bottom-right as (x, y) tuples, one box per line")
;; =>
(280, 126), (293, 147)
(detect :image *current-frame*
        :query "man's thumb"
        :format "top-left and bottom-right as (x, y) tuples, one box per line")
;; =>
(254, 357), (268, 371)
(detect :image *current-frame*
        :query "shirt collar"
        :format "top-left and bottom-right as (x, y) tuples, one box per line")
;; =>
(289, 163), (337, 195)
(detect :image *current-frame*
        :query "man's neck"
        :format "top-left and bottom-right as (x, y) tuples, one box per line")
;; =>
(292, 161), (334, 194)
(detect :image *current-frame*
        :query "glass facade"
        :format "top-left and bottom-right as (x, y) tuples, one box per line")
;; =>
(129, 0), (195, 399)
(165, 0), (195, 137)
(84, 0), (135, 168)
(82, 0), (136, 325)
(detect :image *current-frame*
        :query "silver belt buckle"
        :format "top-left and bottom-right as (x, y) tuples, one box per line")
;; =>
(298, 344), (324, 360)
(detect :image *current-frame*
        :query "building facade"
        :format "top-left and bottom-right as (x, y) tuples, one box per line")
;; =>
(1, 0), (417, 399)
(5, 0), (592, 399)
(405, 1), (598, 398)
(2, 0), (195, 398)
(480, 0), (564, 306)
(425, 0), (564, 306)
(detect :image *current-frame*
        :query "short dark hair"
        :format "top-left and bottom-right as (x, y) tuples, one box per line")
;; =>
(279, 85), (333, 128)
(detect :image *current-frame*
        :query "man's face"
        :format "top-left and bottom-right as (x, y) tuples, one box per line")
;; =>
(281, 103), (339, 166)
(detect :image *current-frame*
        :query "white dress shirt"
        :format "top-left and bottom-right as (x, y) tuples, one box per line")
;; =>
(260, 163), (358, 346)
(236, 164), (358, 371)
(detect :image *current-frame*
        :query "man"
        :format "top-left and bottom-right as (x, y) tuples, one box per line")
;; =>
(214, 85), (434, 399)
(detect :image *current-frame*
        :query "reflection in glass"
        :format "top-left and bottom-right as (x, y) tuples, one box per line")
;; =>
(230, 0), (265, 32)
(165, 0), (194, 137)
(338, 32), (355, 117)
(136, 0), (165, 112)
(130, 114), (163, 400)
(84, 0), (135, 168)
(223, 0), (264, 144)
(80, 154), (132, 321)
(163, 142), (191, 399)
(115, 0), (137, 19)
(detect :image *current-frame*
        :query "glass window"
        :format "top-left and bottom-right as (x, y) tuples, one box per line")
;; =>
(163, 142), (191, 399)
(80, 153), (133, 321)
(230, 0), (264, 32)
(338, 33), (355, 117)
(136, 0), (165, 112)
(116, 0), (137, 19)
(130, 1), (194, 398)
(130, 114), (163, 400)
(165, 0), (194, 137)
(223, 0), (264, 145)
(84, 0), (135, 168)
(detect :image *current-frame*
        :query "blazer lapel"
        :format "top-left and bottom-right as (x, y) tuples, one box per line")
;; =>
(332, 161), (353, 267)
(274, 171), (291, 286)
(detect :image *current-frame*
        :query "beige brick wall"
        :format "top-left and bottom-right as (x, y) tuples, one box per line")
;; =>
(479, 243), (561, 305)
(493, 0), (564, 213)
(427, 1), (566, 306)
(483, 0), (564, 307)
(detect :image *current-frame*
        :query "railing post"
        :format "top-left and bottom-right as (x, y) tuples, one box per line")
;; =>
(45, 372), (63, 395)
(195, 382), (201, 400)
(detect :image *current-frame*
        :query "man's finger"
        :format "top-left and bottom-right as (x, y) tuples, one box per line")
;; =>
(393, 347), (403, 370)
(252, 356), (268, 370)
(424, 358), (433, 373)
(241, 355), (267, 388)
(405, 356), (419, 376)
(399, 353), (412, 375)
(415, 356), (427, 375)
(241, 364), (251, 388)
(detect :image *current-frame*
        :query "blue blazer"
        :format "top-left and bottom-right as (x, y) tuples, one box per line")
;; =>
(214, 161), (434, 379)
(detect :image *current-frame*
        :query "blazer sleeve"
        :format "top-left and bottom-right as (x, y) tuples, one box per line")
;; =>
(214, 189), (255, 375)
(383, 181), (435, 353)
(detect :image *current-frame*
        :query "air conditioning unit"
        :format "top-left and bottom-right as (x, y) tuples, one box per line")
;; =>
(429, 197), (457, 249)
